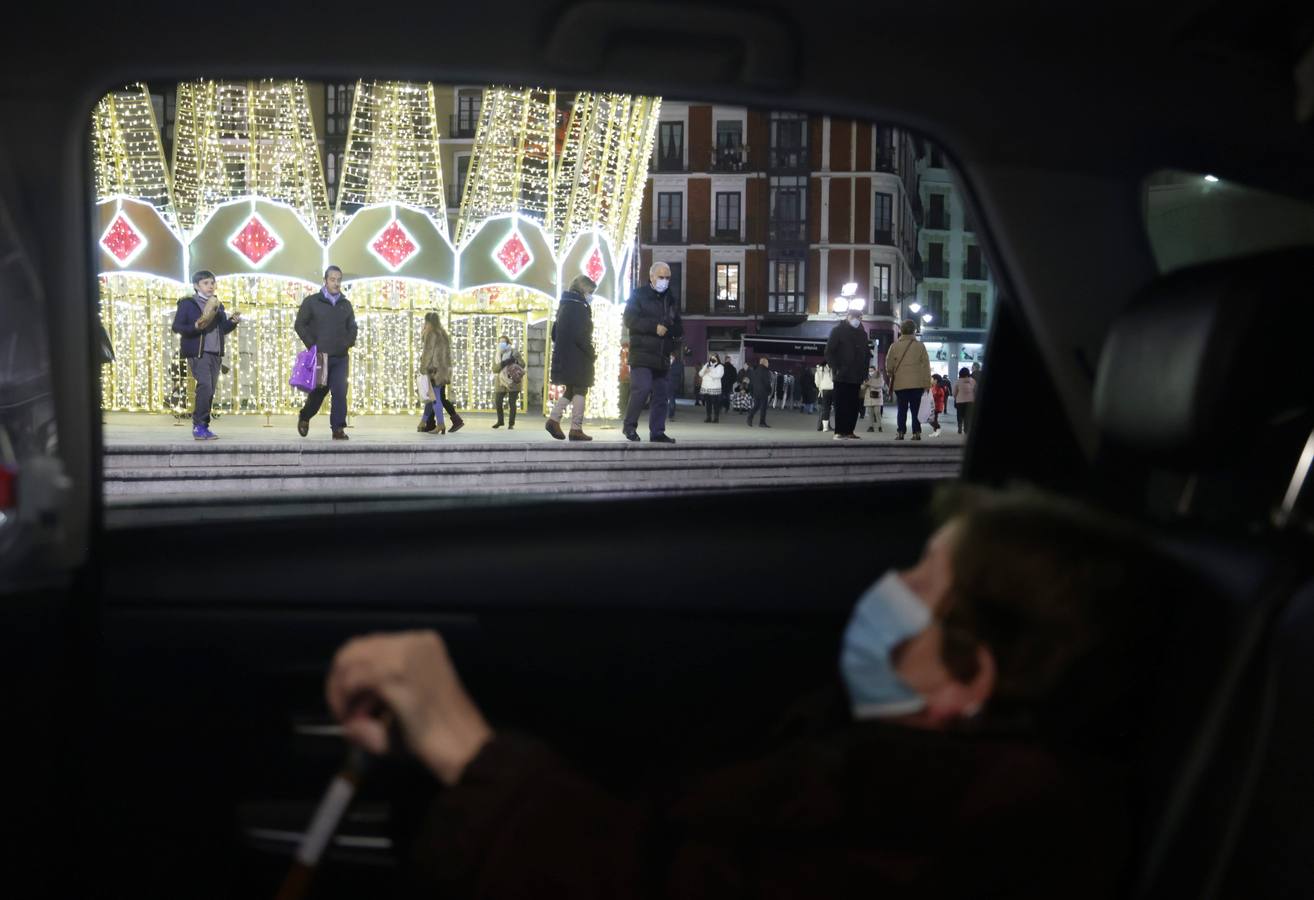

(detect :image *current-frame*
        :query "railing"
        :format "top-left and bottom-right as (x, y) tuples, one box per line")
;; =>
(873, 227), (894, 246)
(926, 211), (951, 230)
(653, 154), (686, 172)
(768, 148), (809, 171)
(962, 264), (989, 280)
(962, 314), (986, 329)
(655, 226), (684, 244)
(768, 295), (806, 315)
(711, 227), (742, 243)
(448, 114), (477, 139)
(711, 145), (749, 172)
(713, 300), (742, 315)
(926, 261), (950, 278)
(767, 220), (807, 242)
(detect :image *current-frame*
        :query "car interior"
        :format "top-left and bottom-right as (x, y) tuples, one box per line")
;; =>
(4, 1), (1314, 897)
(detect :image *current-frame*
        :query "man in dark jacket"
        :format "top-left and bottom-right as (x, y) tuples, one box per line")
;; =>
(621, 261), (683, 443)
(825, 309), (873, 440)
(747, 356), (774, 427)
(799, 365), (817, 414)
(295, 265), (357, 440)
(171, 269), (241, 441)
(720, 358), (737, 414)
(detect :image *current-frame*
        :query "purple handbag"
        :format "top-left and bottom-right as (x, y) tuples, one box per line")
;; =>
(289, 344), (319, 393)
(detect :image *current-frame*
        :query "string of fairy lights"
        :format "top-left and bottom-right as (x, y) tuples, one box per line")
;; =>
(95, 79), (656, 419)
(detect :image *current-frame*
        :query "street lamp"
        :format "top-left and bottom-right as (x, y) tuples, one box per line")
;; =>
(832, 297), (850, 313)
(908, 302), (922, 314)
(922, 313), (933, 324)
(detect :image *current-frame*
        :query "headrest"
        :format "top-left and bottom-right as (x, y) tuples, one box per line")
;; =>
(1094, 247), (1314, 467)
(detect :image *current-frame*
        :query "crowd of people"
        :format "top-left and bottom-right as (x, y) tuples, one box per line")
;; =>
(170, 263), (979, 443)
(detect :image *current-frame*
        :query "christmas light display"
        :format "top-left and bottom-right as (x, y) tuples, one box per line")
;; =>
(454, 86), (557, 245)
(335, 80), (448, 233)
(172, 79), (331, 239)
(92, 84), (176, 224)
(554, 93), (661, 254)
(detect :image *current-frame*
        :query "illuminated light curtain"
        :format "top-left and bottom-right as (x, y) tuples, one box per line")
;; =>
(448, 307), (529, 413)
(344, 279), (450, 415)
(455, 86), (557, 244)
(172, 79), (330, 240)
(554, 93), (661, 254)
(544, 297), (624, 420)
(334, 80), (448, 233)
(98, 275), (190, 414)
(92, 84), (176, 224)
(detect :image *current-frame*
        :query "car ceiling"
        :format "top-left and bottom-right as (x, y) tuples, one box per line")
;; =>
(2, 0), (1311, 461)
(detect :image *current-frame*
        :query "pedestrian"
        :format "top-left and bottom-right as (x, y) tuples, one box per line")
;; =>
(666, 350), (682, 421)
(774, 370), (786, 409)
(171, 269), (241, 441)
(295, 266), (357, 441)
(417, 313), (452, 434)
(698, 354), (724, 422)
(825, 308), (873, 441)
(545, 274), (597, 442)
(800, 365), (817, 414)
(747, 356), (773, 427)
(619, 342), (632, 415)
(815, 363), (835, 431)
(720, 357), (737, 416)
(492, 333), (525, 429)
(928, 374), (947, 436)
(954, 366), (976, 434)
(886, 318), (933, 441)
(621, 261), (682, 443)
(732, 371), (753, 413)
(862, 365), (884, 432)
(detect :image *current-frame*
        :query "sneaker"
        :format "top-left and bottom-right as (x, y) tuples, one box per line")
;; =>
(833, 433), (847, 441)
(297, 418), (309, 437)
(846, 433), (861, 440)
(650, 433), (676, 444)
(192, 425), (216, 441)
(928, 430), (940, 438)
(545, 419), (566, 440)
(623, 429), (641, 442)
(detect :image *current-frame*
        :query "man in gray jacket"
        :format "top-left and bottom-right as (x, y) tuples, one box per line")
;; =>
(295, 265), (357, 440)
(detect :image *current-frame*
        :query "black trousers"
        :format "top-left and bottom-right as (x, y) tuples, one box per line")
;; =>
(748, 393), (769, 425)
(300, 354), (349, 430)
(495, 390), (519, 425)
(833, 382), (861, 436)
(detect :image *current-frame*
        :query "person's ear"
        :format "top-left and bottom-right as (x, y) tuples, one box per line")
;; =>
(923, 644), (996, 724)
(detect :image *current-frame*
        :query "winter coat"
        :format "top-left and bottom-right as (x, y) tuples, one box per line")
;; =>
(419, 327), (453, 385)
(862, 373), (884, 408)
(294, 289), (358, 357)
(826, 320), (874, 384)
(800, 368), (818, 404)
(550, 290), (596, 388)
(721, 363), (738, 397)
(749, 365), (775, 399)
(493, 346), (525, 394)
(698, 362), (725, 395)
(623, 285), (682, 372)
(932, 383), (947, 414)
(172, 295), (237, 359)
(886, 334), (933, 392)
(955, 377), (977, 405)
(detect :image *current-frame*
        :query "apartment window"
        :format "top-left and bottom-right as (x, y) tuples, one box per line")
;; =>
(657, 192), (683, 242)
(714, 192), (741, 237)
(928, 241), (947, 278)
(928, 193), (949, 230)
(715, 263), (741, 313)
(713, 120), (746, 171)
(873, 192), (894, 244)
(456, 92), (481, 137)
(768, 175), (807, 241)
(874, 125), (896, 171)
(769, 111), (807, 170)
(667, 262), (684, 312)
(873, 263), (892, 308)
(768, 258), (805, 314)
(325, 83), (351, 137)
(716, 120), (743, 149)
(926, 290), (945, 326)
(657, 122), (684, 170)
(929, 146), (946, 168)
(965, 292), (984, 328)
(964, 244), (986, 280)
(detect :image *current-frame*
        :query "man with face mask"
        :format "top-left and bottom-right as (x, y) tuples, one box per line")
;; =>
(621, 261), (683, 442)
(824, 308), (873, 440)
(295, 265), (357, 440)
(171, 269), (241, 440)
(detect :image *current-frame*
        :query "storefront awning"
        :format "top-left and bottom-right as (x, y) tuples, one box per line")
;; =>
(742, 335), (829, 355)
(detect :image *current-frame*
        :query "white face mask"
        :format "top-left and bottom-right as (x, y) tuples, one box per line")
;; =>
(654, 278), (670, 292)
(849, 317), (862, 329)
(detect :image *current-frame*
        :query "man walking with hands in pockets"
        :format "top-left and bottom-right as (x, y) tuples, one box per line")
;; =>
(621, 261), (683, 443)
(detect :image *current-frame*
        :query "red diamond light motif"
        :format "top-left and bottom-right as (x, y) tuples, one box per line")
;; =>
(100, 213), (145, 265)
(583, 246), (606, 284)
(494, 229), (533, 279)
(229, 214), (281, 265)
(370, 218), (419, 270)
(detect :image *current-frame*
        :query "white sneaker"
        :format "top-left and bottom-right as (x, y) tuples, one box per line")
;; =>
(833, 433), (847, 441)
(928, 429), (941, 438)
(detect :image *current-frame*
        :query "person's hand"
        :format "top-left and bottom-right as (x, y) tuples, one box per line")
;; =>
(656, 323), (669, 337)
(326, 631), (493, 786)
(229, 311), (242, 325)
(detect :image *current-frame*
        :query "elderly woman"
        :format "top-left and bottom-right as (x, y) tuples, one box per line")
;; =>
(545, 275), (597, 442)
(417, 312), (452, 435)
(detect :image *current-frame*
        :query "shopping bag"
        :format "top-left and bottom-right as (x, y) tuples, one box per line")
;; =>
(416, 373), (434, 403)
(289, 344), (319, 393)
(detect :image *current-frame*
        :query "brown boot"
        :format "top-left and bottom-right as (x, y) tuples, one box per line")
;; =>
(545, 419), (566, 440)
(332, 428), (349, 440)
(568, 427), (593, 442)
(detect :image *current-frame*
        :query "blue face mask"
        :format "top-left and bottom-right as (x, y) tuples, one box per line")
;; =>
(840, 570), (933, 719)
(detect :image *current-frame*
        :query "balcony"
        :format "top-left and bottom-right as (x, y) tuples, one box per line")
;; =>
(653, 153), (687, 173)
(926, 210), (951, 230)
(926, 260), (950, 278)
(711, 227), (742, 243)
(962, 263), (989, 281)
(873, 227), (894, 246)
(874, 147), (896, 173)
(711, 144), (749, 172)
(962, 313), (987, 329)
(767, 220), (807, 243)
(448, 114), (477, 139)
(872, 297), (894, 317)
(768, 147), (808, 172)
